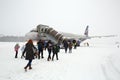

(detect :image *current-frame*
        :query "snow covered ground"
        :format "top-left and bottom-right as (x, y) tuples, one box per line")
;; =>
(0, 37), (120, 80)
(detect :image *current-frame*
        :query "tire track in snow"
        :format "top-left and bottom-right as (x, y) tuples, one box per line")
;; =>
(101, 55), (120, 80)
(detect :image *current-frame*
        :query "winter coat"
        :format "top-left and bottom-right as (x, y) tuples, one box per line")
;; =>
(14, 44), (20, 51)
(52, 45), (60, 53)
(68, 42), (73, 49)
(37, 41), (44, 50)
(21, 45), (25, 53)
(47, 41), (53, 50)
(63, 40), (68, 48)
(22, 43), (36, 60)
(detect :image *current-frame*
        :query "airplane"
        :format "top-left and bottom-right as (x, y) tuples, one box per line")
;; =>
(25, 24), (116, 46)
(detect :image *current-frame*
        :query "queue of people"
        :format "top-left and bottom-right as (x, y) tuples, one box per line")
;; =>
(63, 39), (78, 53)
(14, 39), (79, 71)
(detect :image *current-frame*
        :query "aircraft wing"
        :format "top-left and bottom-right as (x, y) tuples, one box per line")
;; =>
(89, 35), (117, 38)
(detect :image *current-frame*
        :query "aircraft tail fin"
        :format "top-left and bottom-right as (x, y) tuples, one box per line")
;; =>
(84, 25), (89, 36)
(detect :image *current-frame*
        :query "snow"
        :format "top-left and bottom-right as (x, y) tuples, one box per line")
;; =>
(0, 38), (120, 80)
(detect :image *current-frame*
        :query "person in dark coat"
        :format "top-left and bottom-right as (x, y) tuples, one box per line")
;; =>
(63, 39), (68, 53)
(46, 40), (53, 61)
(22, 39), (36, 71)
(52, 44), (60, 61)
(73, 40), (77, 49)
(37, 39), (44, 59)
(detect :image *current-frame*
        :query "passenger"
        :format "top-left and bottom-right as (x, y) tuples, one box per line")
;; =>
(20, 44), (25, 58)
(63, 39), (68, 53)
(46, 40), (53, 61)
(14, 43), (20, 58)
(86, 42), (89, 47)
(33, 45), (38, 58)
(44, 40), (48, 50)
(68, 41), (73, 53)
(37, 39), (44, 59)
(77, 40), (81, 46)
(52, 43), (60, 61)
(22, 39), (36, 71)
(73, 40), (77, 49)
(84, 42), (89, 47)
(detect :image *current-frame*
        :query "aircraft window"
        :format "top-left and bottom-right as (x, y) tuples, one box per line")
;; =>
(45, 28), (47, 32)
(41, 29), (43, 32)
(47, 28), (53, 33)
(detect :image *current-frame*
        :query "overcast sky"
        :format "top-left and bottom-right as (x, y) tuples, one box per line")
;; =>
(0, 0), (120, 36)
